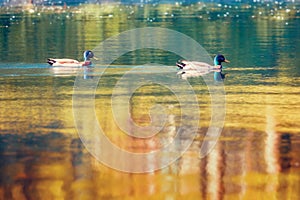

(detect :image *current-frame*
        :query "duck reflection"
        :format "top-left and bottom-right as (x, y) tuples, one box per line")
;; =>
(213, 71), (227, 81)
(176, 54), (229, 81)
(51, 66), (94, 80)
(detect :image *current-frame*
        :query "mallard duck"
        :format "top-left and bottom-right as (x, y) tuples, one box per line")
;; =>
(47, 50), (95, 67)
(176, 54), (229, 72)
(176, 54), (229, 80)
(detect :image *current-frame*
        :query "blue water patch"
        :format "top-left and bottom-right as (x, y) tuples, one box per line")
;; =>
(0, 63), (178, 77)
(0, 63), (54, 77)
(0, 63), (50, 69)
(0, 63), (288, 88)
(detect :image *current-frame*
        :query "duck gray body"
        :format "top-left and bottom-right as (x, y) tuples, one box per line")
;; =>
(176, 54), (229, 77)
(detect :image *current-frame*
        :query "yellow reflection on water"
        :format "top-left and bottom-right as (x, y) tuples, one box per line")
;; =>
(225, 83), (300, 133)
(0, 72), (300, 199)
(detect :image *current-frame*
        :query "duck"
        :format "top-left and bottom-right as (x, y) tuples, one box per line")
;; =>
(176, 54), (229, 80)
(47, 50), (95, 67)
(176, 54), (229, 72)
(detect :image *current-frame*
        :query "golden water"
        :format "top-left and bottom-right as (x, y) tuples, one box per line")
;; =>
(1, 3), (300, 199)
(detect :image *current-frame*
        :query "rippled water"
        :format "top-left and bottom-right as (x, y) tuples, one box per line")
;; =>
(0, 3), (300, 200)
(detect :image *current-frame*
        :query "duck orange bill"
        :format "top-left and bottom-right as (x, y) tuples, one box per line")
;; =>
(224, 59), (230, 63)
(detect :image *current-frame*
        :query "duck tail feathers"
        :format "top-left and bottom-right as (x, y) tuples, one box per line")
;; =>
(47, 58), (56, 66)
(176, 60), (186, 69)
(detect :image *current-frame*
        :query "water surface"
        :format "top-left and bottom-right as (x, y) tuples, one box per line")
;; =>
(0, 3), (300, 199)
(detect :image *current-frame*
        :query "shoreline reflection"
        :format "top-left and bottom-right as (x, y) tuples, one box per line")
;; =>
(0, 125), (299, 199)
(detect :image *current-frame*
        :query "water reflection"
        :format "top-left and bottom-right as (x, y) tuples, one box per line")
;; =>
(177, 68), (226, 82)
(1, 3), (300, 69)
(51, 66), (94, 80)
(0, 2), (300, 199)
(214, 71), (226, 81)
(1, 129), (299, 199)
(1, 68), (300, 199)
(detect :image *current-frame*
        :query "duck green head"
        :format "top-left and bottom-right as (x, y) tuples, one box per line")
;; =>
(83, 50), (94, 61)
(214, 54), (230, 66)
